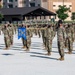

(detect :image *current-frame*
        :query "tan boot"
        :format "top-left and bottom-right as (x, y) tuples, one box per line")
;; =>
(68, 51), (72, 54)
(4, 47), (9, 50)
(58, 57), (64, 61)
(60, 57), (64, 61)
(25, 47), (30, 51)
(66, 51), (72, 54)
(22, 46), (26, 49)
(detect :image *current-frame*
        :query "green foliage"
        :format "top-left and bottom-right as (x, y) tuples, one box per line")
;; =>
(56, 5), (69, 21)
(0, 5), (2, 8)
(71, 12), (75, 20)
(0, 13), (3, 20)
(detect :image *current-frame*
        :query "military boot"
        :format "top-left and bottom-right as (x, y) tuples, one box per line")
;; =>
(22, 46), (26, 49)
(66, 51), (72, 54)
(25, 47), (30, 51)
(58, 57), (64, 61)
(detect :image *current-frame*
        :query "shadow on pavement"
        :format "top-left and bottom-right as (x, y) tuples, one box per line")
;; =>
(30, 55), (58, 60)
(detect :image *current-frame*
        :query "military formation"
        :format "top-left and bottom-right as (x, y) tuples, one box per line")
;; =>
(0, 20), (75, 61)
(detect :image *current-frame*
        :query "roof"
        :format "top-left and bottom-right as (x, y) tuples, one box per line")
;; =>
(0, 7), (56, 16)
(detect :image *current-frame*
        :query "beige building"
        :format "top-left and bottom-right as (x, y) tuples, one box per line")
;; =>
(47, 0), (75, 21)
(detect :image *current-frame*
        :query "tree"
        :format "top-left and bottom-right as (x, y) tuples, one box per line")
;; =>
(71, 12), (75, 21)
(0, 13), (3, 23)
(0, 13), (3, 19)
(56, 5), (69, 21)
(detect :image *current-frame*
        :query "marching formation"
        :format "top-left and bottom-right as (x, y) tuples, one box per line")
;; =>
(0, 20), (75, 61)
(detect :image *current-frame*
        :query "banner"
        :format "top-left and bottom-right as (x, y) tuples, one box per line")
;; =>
(18, 27), (27, 40)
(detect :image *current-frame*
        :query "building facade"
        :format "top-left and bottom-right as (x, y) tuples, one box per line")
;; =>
(3, 0), (26, 8)
(28, 0), (75, 21)
(47, 0), (75, 21)
(2, 0), (75, 21)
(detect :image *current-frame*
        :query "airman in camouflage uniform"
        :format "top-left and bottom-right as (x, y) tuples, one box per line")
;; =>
(25, 25), (32, 51)
(65, 24), (74, 54)
(46, 25), (53, 55)
(8, 23), (14, 45)
(2, 24), (10, 50)
(57, 20), (66, 61)
(41, 25), (47, 49)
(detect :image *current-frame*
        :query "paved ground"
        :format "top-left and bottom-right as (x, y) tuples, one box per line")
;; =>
(0, 34), (75, 75)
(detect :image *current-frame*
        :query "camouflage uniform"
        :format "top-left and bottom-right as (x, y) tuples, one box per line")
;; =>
(2, 24), (10, 49)
(37, 28), (41, 38)
(65, 24), (74, 54)
(46, 25), (53, 55)
(41, 26), (47, 48)
(73, 23), (75, 41)
(22, 37), (27, 48)
(34, 27), (38, 35)
(52, 24), (56, 39)
(14, 24), (17, 34)
(8, 24), (14, 45)
(26, 27), (31, 50)
(57, 26), (65, 59)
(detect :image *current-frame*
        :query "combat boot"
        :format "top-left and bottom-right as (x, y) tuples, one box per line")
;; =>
(58, 57), (64, 61)
(68, 51), (72, 54)
(22, 46), (26, 49)
(66, 51), (72, 54)
(25, 47), (30, 51)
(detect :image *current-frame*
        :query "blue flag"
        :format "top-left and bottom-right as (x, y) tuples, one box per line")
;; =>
(18, 27), (27, 40)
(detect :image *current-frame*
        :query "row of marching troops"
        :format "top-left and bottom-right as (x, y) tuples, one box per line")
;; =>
(0, 21), (75, 61)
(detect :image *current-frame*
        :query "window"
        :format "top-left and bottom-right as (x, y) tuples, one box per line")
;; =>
(9, 0), (13, 2)
(30, 3), (35, 7)
(38, 4), (40, 6)
(15, 0), (17, 1)
(8, 4), (13, 8)
(5, 0), (7, 2)
(3, 2), (5, 5)
(69, 5), (72, 7)
(64, 5), (66, 7)
(58, 5), (61, 7)
(53, 5), (56, 7)
(15, 6), (17, 7)
(69, 10), (71, 12)
(20, 1), (26, 4)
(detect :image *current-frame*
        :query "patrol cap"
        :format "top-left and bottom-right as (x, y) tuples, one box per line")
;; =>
(58, 20), (63, 24)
